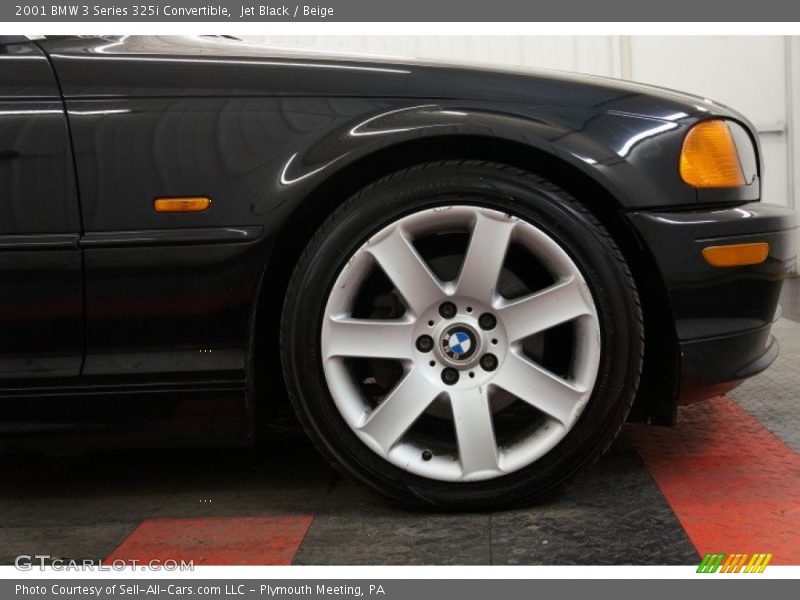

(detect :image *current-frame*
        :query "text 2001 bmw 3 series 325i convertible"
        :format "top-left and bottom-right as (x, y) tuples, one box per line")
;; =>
(1, 35), (796, 508)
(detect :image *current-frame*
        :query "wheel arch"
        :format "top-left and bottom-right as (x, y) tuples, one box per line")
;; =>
(253, 132), (679, 430)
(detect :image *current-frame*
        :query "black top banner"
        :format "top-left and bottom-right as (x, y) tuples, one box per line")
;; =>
(5, 0), (800, 22)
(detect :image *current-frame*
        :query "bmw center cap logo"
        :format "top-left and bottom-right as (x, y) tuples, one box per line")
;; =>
(442, 325), (479, 362)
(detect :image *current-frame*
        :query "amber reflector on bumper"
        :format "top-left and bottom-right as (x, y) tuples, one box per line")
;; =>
(154, 197), (211, 213)
(680, 120), (746, 188)
(702, 242), (769, 267)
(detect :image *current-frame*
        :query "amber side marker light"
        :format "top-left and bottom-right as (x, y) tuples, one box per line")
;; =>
(702, 242), (769, 267)
(154, 196), (211, 213)
(680, 120), (747, 188)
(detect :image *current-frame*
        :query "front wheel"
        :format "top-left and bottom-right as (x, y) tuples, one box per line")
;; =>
(281, 161), (643, 508)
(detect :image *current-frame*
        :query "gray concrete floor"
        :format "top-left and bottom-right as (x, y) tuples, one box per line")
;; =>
(0, 437), (697, 565)
(730, 317), (800, 452)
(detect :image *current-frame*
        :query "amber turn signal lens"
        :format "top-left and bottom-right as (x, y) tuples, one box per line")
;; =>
(153, 196), (211, 213)
(680, 120), (746, 188)
(702, 242), (769, 267)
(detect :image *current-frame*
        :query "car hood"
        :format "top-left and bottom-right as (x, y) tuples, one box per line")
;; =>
(40, 35), (742, 122)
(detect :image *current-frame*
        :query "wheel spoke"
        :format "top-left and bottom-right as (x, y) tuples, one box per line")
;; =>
(324, 318), (415, 360)
(322, 204), (603, 483)
(493, 352), (585, 425)
(357, 369), (440, 451)
(455, 211), (516, 302)
(497, 276), (593, 342)
(450, 388), (501, 478)
(366, 226), (445, 315)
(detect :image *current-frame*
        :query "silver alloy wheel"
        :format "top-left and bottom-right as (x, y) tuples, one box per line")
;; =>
(321, 205), (601, 482)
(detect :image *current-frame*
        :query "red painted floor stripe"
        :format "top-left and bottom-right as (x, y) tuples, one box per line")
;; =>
(628, 396), (800, 565)
(106, 515), (314, 566)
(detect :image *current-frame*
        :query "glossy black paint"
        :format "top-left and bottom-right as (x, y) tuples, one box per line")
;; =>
(0, 42), (83, 379)
(0, 36), (795, 442)
(627, 203), (798, 403)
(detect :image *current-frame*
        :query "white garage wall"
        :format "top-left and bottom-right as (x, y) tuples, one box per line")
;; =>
(240, 36), (623, 77)
(242, 35), (797, 212)
(790, 37), (800, 216)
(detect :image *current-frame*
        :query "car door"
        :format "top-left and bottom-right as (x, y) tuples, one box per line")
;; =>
(40, 37), (269, 382)
(0, 38), (84, 381)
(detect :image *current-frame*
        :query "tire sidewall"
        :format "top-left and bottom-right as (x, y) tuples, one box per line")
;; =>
(282, 163), (642, 508)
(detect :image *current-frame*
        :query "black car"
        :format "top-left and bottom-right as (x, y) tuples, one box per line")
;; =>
(2, 35), (796, 508)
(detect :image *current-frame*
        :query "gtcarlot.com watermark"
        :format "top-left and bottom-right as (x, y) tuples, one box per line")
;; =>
(14, 554), (194, 571)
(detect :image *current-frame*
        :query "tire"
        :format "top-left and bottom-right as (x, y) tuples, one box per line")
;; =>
(281, 160), (643, 509)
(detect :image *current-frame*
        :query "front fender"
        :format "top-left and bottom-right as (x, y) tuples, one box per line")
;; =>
(269, 101), (698, 224)
(64, 95), (698, 236)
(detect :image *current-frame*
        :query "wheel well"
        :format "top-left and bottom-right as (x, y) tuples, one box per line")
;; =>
(253, 135), (679, 430)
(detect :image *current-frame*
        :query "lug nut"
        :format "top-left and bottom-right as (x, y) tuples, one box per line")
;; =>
(441, 367), (460, 385)
(478, 312), (496, 330)
(416, 334), (434, 352)
(439, 301), (457, 319)
(421, 450), (433, 461)
(480, 353), (498, 371)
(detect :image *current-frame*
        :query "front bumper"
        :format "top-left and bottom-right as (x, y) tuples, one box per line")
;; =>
(627, 202), (798, 403)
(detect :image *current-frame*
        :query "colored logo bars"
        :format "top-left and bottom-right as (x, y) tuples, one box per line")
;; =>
(697, 553), (772, 573)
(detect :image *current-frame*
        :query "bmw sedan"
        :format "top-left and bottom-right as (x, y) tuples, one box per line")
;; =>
(1, 35), (796, 508)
